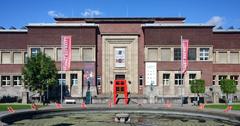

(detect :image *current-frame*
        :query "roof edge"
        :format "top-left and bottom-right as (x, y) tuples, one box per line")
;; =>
(54, 17), (186, 22)
(0, 29), (28, 32)
(27, 23), (99, 27)
(142, 23), (215, 28)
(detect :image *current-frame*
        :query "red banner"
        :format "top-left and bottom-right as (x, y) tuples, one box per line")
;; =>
(61, 35), (72, 71)
(181, 39), (189, 74)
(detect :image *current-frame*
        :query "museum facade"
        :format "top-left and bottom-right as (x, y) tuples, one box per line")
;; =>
(0, 17), (240, 103)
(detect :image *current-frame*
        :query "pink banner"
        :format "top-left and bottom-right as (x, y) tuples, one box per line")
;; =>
(61, 35), (72, 71)
(181, 39), (189, 74)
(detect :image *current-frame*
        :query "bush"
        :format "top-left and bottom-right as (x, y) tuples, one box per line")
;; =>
(0, 96), (19, 103)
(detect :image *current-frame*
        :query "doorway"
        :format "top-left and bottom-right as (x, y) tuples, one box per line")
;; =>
(115, 74), (125, 80)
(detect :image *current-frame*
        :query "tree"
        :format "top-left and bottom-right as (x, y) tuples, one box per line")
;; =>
(190, 79), (205, 105)
(220, 79), (237, 104)
(190, 79), (205, 95)
(22, 52), (58, 103)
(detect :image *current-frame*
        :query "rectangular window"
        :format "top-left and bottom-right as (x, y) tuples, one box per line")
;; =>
(218, 75), (227, 85)
(58, 74), (66, 85)
(175, 74), (183, 85)
(174, 48), (181, 60)
(163, 74), (170, 86)
(147, 48), (158, 61)
(161, 48), (171, 61)
(31, 48), (40, 57)
(200, 48), (209, 61)
(72, 48), (80, 61)
(230, 75), (238, 85)
(13, 52), (22, 64)
(218, 52), (227, 63)
(189, 73), (196, 84)
(71, 74), (78, 86)
(57, 48), (62, 61)
(1, 76), (11, 86)
(230, 52), (239, 64)
(13, 76), (22, 86)
(188, 48), (196, 60)
(44, 48), (54, 60)
(213, 75), (216, 85)
(1, 52), (11, 64)
(83, 48), (93, 61)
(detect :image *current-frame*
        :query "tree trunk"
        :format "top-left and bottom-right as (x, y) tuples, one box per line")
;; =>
(39, 91), (42, 103)
(226, 93), (229, 105)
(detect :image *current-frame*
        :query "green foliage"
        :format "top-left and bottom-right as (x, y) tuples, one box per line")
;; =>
(0, 103), (44, 111)
(220, 79), (237, 94)
(190, 79), (205, 94)
(22, 52), (58, 100)
(205, 104), (240, 110)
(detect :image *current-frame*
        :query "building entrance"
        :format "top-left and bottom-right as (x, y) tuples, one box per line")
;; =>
(113, 79), (128, 104)
(102, 36), (138, 94)
(115, 74), (125, 80)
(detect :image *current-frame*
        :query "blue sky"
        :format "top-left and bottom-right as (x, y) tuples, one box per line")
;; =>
(0, 0), (239, 29)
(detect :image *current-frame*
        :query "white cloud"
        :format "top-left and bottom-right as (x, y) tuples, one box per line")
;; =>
(81, 9), (102, 17)
(48, 10), (64, 18)
(206, 16), (224, 27)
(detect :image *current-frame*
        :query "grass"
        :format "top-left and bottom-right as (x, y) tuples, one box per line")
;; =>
(205, 104), (240, 110)
(0, 103), (43, 111)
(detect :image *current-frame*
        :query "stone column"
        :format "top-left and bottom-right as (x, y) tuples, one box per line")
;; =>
(22, 92), (29, 104)
(10, 75), (14, 87)
(227, 51), (231, 64)
(196, 48), (200, 61)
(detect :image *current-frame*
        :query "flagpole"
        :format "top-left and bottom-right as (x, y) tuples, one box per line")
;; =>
(61, 36), (63, 105)
(181, 35), (183, 107)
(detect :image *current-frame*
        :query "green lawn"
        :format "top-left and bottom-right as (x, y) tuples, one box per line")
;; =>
(0, 103), (42, 111)
(205, 104), (240, 110)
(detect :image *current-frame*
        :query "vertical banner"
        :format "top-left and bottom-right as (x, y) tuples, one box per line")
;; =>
(115, 48), (125, 67)
(61, 35), (72, 71)
(83, 63), (95, 86)
(181, 39), (189, 74)
(145, 62), (157, 85)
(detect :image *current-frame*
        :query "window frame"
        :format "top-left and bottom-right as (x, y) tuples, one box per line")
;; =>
(1, 76), (11, 86)
(189, 73), (196, 84)
(13, 76), (22, 86)
(175, 74), (183, 85)
(71, 73), (78, 86)
(163, 73), (170, 86)
(230, 75), (238, 85)
(31, 48), (40, 57)
(199, 48), (209, 61)
(174, 48), (181, 60)
(188, 48), (196, 60)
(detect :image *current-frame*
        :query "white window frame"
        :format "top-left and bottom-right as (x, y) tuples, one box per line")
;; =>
(31, 48), (40, 56)
(200, 48), (209, 61)
(175, 74), (183, 85)
(189, 73), (196, 84)
(71, 74), (78, 86)
(58, 74), (66, 85)
(218, 75), (227, 85)
(13, 76), (22, 86)
(230, 75), (238, 85)
(2, 76), (11, 86)
(163, 73), (170, 86)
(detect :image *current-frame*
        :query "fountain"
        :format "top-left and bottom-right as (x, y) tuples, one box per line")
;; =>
(0, 106), (240, 126)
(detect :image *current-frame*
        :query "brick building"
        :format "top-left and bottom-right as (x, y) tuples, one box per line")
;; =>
(0, 17), (239, 103)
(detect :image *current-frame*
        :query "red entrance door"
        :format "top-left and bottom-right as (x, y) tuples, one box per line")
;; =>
(113, 80), (128, 105)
